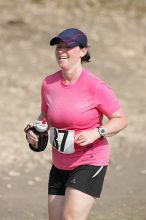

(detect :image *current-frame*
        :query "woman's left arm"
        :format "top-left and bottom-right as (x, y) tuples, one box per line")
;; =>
(101, 108), (128, 137)
(75, 108), (128, 146)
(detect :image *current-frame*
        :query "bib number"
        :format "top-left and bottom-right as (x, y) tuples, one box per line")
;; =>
(50, 127), (75, 154)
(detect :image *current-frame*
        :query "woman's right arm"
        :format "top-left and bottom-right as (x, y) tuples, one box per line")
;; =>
(26, 112), (49, 146)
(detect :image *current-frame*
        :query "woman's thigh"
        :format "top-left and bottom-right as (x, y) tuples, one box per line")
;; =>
(48, 194), (65, 220)
(48, 165), (107, 220)
(63, 187), (95, 220)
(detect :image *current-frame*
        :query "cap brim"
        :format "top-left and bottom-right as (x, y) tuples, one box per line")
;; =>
(50, 37), (78, 48)
(50, 37), (62, 46)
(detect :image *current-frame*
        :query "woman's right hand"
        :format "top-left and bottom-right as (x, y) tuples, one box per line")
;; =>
(26, 129), (38, 146)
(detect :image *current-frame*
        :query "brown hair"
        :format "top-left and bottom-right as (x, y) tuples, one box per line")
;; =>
(79, 45), (91, 63)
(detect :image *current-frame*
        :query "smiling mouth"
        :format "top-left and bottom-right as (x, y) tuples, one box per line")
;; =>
(59, 56), (69, 60)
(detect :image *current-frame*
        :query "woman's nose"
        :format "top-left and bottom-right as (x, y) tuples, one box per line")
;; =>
(58, 49), (63, 54)
(56, 48), (64, 55)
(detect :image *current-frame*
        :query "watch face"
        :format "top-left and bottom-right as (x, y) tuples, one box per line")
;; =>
(99, 127), (106, 137)
(101, 128), (105, 133)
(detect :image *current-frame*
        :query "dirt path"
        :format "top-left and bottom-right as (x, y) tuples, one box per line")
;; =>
(0, 143), (146, 220)
(0, 1), (146, 219)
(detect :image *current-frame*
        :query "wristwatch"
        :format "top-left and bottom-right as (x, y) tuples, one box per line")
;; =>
(98, 127), (106, 138)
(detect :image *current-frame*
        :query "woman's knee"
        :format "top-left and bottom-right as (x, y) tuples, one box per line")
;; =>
(63, 212), (83, 220)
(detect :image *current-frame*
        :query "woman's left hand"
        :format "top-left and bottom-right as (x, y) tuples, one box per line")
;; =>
(75, 129), (100, 146)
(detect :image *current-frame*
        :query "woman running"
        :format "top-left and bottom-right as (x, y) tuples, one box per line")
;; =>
(26, 28), (128, 220)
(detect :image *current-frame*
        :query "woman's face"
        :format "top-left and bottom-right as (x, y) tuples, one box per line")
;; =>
(55, 41), (86, 71)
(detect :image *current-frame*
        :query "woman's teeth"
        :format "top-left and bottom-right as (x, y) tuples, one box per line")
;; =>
(59, 56), (68, 60)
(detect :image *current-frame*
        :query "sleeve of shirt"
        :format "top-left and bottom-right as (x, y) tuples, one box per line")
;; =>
(41, 80), (48, 114)
(95, 81), (121, 117)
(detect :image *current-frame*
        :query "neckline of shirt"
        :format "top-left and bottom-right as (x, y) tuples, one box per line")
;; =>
(60, 68), (85, 89)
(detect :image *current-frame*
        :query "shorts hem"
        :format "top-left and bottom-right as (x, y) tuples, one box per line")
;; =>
(66, 184), (101, 198)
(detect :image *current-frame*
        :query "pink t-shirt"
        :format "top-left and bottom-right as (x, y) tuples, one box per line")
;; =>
(41, 68), (120, 170)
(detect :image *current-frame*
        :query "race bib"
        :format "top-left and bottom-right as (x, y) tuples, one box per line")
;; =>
(50, 127), (75, 154)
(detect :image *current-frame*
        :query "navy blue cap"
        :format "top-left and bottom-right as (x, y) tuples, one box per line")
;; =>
(50, 28), (88, 48)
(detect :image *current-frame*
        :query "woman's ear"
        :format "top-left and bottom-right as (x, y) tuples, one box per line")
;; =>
(80, 47), (88, 58)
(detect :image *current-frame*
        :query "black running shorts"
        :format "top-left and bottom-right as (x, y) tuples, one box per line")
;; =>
(48, 164), (107, 198)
